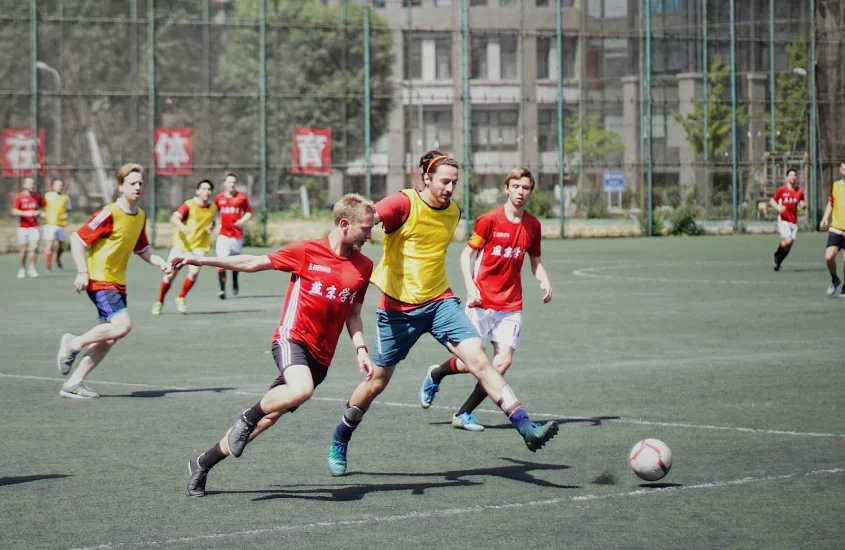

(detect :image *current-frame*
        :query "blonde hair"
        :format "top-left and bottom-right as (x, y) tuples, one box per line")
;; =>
(333, 193), (375, 226)
(504, 167), (535, 190)
(117, 163), (143, 186)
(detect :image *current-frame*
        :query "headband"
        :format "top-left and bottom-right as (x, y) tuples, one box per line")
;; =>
(424, 155), (450, 175)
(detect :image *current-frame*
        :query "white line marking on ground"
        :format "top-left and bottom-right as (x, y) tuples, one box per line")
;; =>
(5, 372), (842, 438)
(66, 467), (844, 550)
(572, 264), (821, 286)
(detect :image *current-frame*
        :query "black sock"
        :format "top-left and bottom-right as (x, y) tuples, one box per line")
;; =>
(244, 401), (266, 425)
(218, 270), (226, 291)
(431, 356), (460, 384)
(457, 382), (489, 416)
(199, 442), (226, 469)
(779, 246), (791, 264)
(232, 271), (239, 290)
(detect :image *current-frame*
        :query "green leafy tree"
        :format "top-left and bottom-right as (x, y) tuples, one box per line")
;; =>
(765, 39), (808, 155)
(564, 111), (625, 186)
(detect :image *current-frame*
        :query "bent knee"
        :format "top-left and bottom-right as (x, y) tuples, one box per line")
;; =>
(289, 387), (314, 406)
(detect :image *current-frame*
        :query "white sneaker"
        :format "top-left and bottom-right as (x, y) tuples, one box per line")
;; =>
(17, 268), (25, 279)
(59, 381), (100, 399)
(27, 268), (39, 278)
(827, 277), (841, 296)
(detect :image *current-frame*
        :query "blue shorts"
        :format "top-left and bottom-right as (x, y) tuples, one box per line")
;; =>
(372, 297), (480, 367)
(87, 289), (128, 322)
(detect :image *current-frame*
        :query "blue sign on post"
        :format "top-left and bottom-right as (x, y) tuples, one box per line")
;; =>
(603, 171), (624, 193)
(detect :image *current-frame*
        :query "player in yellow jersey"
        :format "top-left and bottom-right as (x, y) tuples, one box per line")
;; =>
(55, 164), (170, 399)
(327, 151), (559, 477)
(43, 179), (72, 272)
(819, 162), (845, 296)
(152, 179), (217, 314)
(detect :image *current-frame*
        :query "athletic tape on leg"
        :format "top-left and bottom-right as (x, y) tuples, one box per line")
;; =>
(344, 405), (366, 425)
(496, 384), (523, 415)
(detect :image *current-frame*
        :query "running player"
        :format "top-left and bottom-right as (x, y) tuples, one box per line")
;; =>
(55, 164), (170, 398)
(820, 162), (845, 296)
(327, 151), (559, 477)
(182, 194), (375, 497)
(152, 180), (217, 314)
(422, 168), (553, 432)
(43, 178), (72, 272)
(11, 177), (44, 279)
(214, 172), (252, 299)
(770, 168), (806, 271)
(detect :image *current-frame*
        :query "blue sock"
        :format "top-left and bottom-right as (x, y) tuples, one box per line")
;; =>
(508, 409), (532, 434)
(333, 419), (357, 442)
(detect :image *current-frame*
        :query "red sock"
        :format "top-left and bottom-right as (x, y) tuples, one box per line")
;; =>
(179, 276), (196, 298)
(448, 356), (460, 374)
(45, 251), (52, 269)
(158, 281), (172, 302)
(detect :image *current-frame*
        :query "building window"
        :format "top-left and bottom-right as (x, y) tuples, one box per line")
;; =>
(500, 37), (518, 80)
(603, 38), (630, 78)
(472, 109), (519, 152)
(472, 35), (517, 81)
(536, 35), (576, 80)
(651, 0), (681, 12)
(402, 0), (422, 6)
(536, 0), (576, 6)
(435, 0), (452, 5)
(405, 33), (452, 81)
(471, 37), (489, 80)
(406, 108), (453, 154)
(470, 0), (487, 5)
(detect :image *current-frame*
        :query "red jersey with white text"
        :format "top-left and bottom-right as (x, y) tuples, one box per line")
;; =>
(214, 192), (252, 239)
(268, 237), (373, 366)
(772, 185), (804, 225)
(14, 192), (44, 228)
(467, 205), (542, 311)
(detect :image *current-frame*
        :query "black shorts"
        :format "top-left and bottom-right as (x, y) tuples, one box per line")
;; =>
(826, 231), (845, 250)
(269, 339), (329, 413)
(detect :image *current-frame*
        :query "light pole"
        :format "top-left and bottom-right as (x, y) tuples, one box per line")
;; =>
(36, 61), (61, 172)
(787, 67), (808, 160)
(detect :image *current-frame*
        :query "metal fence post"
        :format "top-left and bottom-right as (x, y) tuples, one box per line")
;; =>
(147, 0), (157, 244)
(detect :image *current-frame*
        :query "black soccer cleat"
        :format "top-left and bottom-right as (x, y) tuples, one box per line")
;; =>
(522, 421), (559, 453)
(227, 409), (257, 458)
(187, 453), (209, 497)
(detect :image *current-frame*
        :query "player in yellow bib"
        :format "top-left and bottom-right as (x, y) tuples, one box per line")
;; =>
(327, 150), (559, 477)
(153, 179), (217, 314)
(819, 162), (845, 296)
(43, 179), (72, 272)
(55, 164), (170, 398)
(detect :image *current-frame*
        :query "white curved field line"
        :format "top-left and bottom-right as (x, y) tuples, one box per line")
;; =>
(572, 263), (822, 286)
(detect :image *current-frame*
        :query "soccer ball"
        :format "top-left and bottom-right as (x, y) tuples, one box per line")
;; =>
(628, 438), (672, 481)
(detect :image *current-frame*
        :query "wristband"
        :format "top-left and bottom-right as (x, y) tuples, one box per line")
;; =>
(356, 345), (369, 354)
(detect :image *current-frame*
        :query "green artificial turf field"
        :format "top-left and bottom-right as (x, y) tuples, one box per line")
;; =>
(2, 233), (843, 549)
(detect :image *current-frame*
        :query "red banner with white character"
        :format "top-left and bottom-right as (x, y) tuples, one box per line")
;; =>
(291, 128), (331, 175)
(154, 128), (193, 175)
(2, 129), (45, 177)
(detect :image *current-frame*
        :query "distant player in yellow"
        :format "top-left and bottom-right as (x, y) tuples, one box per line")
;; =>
(55, 164), (170, 399)
(819, 162), (845, 296)
(43, 178), (72, 272)
(153, 179), (217, 314)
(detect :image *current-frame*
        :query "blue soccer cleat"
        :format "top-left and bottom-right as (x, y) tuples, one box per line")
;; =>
(328, 438), (349, 476)
(419, 364), (440, 409)
(522, 421), (559, 452)
(452, 412), (485, 432)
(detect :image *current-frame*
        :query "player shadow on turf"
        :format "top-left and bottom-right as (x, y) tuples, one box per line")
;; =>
(431, 416), (620, 430)
(102, 387), (235, 398)
(181, 309), (267, 316)
(0, 474), (71, 486)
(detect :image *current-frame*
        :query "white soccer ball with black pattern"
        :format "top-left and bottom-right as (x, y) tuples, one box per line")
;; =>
(628, 438), (672, 481)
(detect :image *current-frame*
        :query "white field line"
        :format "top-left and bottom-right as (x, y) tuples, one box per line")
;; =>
(3, 372), (843, 439)
(66, 467), (845, 550)
(572, 264), (823, 286)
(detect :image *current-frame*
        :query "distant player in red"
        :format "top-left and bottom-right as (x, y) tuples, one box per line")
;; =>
(770, 168), (806, 271)
(180, 194), (376, 497)
(423, 168), (553, 431)
(11, 177), (45, 279)
(214, 172), (252, 299)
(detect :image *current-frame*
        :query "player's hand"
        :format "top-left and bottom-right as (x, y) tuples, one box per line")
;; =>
(159, 260), (173, 276)
(539, 281), (553, 303)
(234, 219), (245, 228)
(60, 213), (68, 220)
(820, 219), (829, 230)
(73, 273), (88, 293)
(180, 226), (191, 236)
(357, 349), (374, 382)
(465, 284), (482, 307)
(170, 256), (195, 270)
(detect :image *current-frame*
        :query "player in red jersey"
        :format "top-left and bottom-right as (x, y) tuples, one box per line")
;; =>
(770, 168), (806, 271)
(180, 193), (376, 497)
(11, 177), (45, 278)
(422, 168), (553, 431)
(214, 172), (252, 298)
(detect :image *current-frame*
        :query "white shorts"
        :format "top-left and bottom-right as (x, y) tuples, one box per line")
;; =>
(16, 227), (40, 246)
(167, 247), (207, 263)
(215, 235), (243, 257)
(42, 225), (66, 241)
(464, 307), (523, 350)
(777, 220), (798, 241)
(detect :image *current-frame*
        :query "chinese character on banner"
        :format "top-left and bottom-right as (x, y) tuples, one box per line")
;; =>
(2, 129), (45, 177)
(291, 128), (331, 175)
(154, 128), (193, 175)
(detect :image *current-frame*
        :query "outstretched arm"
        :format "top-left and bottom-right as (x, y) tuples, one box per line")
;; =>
(459, 244), (481, 306)
(172, 253), (273, 273)
(530, 255), (553, 303)
(138, 248), (171, 275)
(346, 303), (374, 381)
(820, 202), (833, 230)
